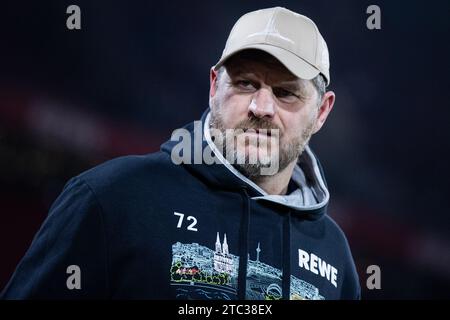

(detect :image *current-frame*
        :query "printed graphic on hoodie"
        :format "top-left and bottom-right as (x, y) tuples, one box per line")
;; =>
(170, 232), (324, 300)
(170, 233), (239, 299)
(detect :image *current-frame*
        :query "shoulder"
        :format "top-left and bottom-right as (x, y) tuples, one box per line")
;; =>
(321, 214), (356, 265)
(75, 151), (176, 189)
(64, 151), (186, 208)
(322, 215), (352, 251)
(80, 151), (172, 180)
(322, 214), (361, 298)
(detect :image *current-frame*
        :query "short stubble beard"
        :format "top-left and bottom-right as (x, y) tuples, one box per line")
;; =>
(209, 98), (316, 182)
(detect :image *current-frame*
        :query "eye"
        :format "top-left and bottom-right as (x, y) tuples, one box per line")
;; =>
(235, 80), (257, 91)
(273, 87), (295, 98)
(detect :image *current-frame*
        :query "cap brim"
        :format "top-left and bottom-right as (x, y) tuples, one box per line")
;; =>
(214, 44), (320, 81)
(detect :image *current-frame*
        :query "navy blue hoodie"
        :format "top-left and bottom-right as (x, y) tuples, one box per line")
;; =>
(1, 110), (360, 300)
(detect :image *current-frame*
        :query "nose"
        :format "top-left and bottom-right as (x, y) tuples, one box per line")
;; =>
(248, 88), (276, 119)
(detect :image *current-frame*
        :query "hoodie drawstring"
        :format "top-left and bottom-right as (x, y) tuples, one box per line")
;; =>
(238, 187), (250, 300)
(237, 189), (292, 300)
(282, 210), (292, 300)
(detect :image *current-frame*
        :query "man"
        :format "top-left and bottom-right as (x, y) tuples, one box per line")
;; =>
(2, 7), (360, 300)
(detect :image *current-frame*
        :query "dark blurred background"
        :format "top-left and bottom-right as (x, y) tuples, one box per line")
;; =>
(1, 0), (450, 299)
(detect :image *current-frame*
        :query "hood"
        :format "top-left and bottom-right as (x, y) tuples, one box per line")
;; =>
(161, 109), (330, 220)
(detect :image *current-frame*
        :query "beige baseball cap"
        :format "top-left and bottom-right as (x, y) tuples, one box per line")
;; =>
(214, 7), (331, 86)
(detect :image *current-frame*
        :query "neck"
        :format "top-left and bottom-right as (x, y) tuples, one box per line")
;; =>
(251, 161), (297, 195)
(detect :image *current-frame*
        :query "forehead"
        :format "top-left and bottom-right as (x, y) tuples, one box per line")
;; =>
(224, 50), (299, 84)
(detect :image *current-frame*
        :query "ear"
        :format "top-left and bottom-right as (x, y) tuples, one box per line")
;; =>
(210, 67), (219, 98)
(312, 91), (335, 134)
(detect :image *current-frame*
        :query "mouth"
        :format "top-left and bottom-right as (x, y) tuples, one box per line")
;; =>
(243, 128), (272, 137)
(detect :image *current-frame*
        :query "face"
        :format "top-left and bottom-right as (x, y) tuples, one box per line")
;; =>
(209, 51), (334, 180)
